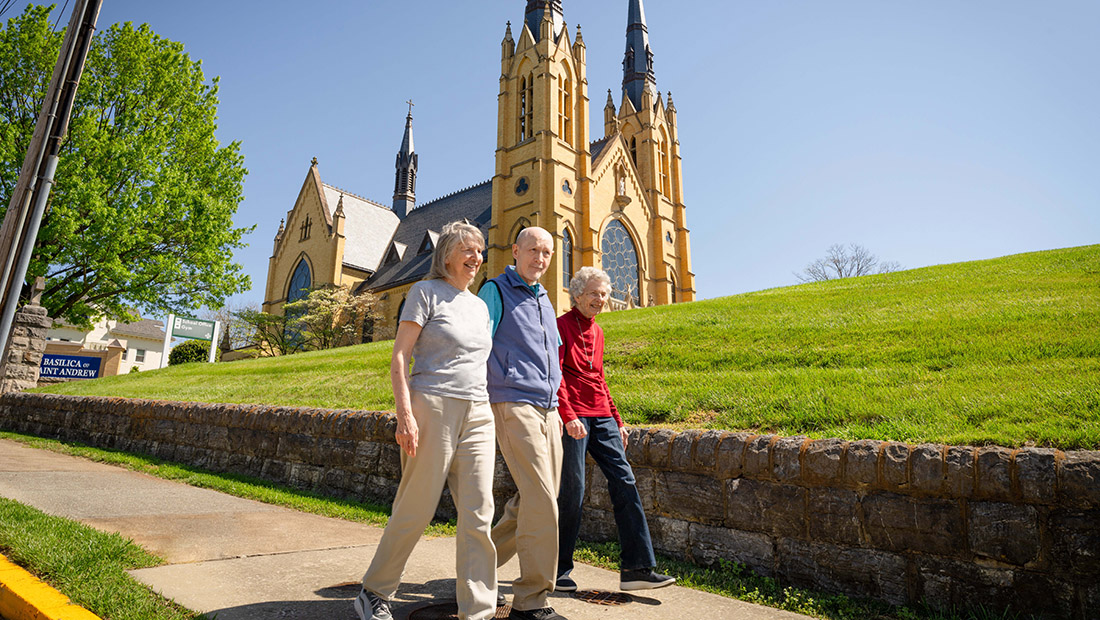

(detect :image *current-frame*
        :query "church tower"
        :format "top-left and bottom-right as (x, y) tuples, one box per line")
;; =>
(613, 0), (695, 304)
(392, 104), (417, 218)
(488, 0), (590, 307)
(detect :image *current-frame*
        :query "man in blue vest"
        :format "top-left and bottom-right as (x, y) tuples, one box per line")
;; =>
(478, 226), (568, 620)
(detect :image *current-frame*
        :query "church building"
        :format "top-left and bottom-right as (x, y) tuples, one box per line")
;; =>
(263, 0), (696, 340)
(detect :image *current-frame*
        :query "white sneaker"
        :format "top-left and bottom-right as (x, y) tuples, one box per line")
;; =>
(354, 588), (393, 620)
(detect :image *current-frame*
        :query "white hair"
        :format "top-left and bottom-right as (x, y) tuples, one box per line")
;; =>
(568, 266), (611, 305)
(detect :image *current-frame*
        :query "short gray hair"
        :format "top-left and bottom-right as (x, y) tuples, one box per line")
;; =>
(428, 221), (485, 281)
(568, 266), (611, 305)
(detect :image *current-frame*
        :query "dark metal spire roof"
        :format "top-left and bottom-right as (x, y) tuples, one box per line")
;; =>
(525, 0), (564, 43)
(398, 102), (414, 156)
(393, 101), (418, 218)
(623, 0), (657, 111)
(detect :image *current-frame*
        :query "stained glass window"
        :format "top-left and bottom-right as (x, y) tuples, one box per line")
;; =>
(562, 229), (573, 287)
(601, 220), (640, 306)
(287, 259), (311, 303)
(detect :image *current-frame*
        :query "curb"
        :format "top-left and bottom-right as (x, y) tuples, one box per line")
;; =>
(0, 553), (102, 620)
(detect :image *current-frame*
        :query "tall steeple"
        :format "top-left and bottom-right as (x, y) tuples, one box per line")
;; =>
(524, 0), (563, 42)
(392, 101), (417, 218)
(622, 0), (657, 112)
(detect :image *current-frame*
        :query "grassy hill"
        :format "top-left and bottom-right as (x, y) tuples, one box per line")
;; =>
(35, 245), (1100, 449)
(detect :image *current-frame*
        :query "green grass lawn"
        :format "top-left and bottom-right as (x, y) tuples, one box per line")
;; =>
(35, 245), (1100, 449)
(0, 498), (203, 620)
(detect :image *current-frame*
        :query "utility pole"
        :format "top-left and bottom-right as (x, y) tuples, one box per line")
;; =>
(0, 0), (104, 387)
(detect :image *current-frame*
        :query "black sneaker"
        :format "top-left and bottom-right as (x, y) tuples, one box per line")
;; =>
(555, 575), (578, 592)
(619, 568), (676, 591)
(354, 588), (393, 620)
(509, 607), (568, 620)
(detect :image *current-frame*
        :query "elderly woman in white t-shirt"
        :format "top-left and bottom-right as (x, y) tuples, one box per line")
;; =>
(356, 221), (496, 620)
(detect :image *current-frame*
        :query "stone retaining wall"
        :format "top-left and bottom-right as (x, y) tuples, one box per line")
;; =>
(1, 393), (1096, 618)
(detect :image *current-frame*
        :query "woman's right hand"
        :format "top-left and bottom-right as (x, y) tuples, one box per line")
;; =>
(396, 411), (419, 457)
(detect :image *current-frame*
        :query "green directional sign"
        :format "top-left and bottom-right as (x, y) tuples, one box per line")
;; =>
(171, 316), (215, 341)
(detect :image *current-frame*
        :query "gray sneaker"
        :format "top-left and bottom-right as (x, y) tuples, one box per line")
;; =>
(354, 588), (392, 620)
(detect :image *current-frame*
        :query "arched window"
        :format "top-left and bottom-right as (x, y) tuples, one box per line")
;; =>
(558, 64), (572, 146)
(562, 229), (574, 287)
(519, 74), (534, 142)
(659, 129), (671, 196)
(287, 259), (311, 303)
(630, 137), (637, 166)
(601, 221), (640, 307)
(396, 297), (406, 323)
(670, 272), (678, 304)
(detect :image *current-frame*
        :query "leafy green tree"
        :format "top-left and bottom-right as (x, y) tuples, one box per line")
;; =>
(0, 5), (252, 327)
(283, 286), (382, 352)
(232, 308), (300, 357)
(168, 339), (216, 365)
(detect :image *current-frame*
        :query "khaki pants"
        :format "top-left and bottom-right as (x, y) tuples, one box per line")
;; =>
(362, 391), (497, 620)
(491, 402), (563, 611)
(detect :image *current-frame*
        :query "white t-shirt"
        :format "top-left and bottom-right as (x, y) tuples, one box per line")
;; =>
(401, 278), (492, 401)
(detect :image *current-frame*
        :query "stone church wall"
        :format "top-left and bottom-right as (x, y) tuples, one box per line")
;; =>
(1, 392), (1096, 618)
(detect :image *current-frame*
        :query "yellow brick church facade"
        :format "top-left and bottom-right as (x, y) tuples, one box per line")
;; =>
(263, 0), (695, 340)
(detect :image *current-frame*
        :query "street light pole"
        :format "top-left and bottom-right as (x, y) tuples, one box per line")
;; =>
(0, 0), (103, 386)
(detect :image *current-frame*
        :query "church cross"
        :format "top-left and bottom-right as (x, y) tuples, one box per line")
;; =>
(406, 99), (415, 116)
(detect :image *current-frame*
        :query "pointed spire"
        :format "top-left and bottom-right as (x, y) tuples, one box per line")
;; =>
(277, 218), (285, 236)
(502, 21), (515, 59)
(335, 194), (345, 216)
(399, 101), (414, 155)
(575, 23), (584, 45)
(393, 101), (418, 219)
(605, 89), (615, 109)
(623, 0), (657, 112)
(525, 0), (563, 43)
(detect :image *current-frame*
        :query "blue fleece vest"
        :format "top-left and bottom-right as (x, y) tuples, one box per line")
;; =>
(486, 267), (562, 408)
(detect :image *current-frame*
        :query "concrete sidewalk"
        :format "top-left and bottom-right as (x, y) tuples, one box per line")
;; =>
(0, 438), (810, 620)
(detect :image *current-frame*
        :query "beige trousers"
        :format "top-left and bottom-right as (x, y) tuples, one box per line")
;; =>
(362, 391), (497, 620)
(491, 402), (563, 611)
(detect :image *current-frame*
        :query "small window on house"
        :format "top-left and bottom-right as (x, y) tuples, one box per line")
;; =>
(135, 349), (146, 363)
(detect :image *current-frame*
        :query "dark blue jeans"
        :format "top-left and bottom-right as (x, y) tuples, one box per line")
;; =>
(557, 416), (655, 577)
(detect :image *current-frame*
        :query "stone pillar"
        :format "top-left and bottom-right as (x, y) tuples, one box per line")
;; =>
(1, 278), (51, 393)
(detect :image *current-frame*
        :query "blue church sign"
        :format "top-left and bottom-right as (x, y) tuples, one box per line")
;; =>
(40, 354), (101, 380)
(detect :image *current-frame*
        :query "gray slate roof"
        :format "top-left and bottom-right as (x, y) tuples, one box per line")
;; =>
(360, 181), (492, 291)
(109, 318), (166, 341)
(590, 136), (613, 162)
(321, 184), (401, 272)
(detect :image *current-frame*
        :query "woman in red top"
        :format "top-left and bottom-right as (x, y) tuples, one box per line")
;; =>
(555, 267), (675, 592)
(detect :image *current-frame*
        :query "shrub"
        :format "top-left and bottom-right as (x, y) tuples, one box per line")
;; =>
(168, 340), (217, 365)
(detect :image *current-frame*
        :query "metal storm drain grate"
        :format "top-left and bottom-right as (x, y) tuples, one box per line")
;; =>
(573, 589), (633, 606)
(407, 601), (511, 620)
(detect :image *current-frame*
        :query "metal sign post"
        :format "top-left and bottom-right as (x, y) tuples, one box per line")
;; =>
(160, 315), (218, 368)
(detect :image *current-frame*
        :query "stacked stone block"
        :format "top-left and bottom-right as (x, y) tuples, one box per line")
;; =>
(0, 392), (1096, 618)
(0, 302), (51, 392)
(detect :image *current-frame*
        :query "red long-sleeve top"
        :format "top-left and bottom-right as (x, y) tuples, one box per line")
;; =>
(556, 307), (623, 427)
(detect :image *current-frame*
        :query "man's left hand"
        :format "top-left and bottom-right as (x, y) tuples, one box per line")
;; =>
(620, 425), (629, 448)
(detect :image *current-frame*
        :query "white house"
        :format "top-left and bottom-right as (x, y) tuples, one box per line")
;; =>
(47, 317), (168, 373)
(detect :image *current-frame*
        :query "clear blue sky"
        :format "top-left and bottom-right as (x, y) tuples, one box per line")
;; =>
(8, 1), (1100, 305)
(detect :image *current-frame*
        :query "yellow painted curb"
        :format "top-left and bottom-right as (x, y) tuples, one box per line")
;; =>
(0, 553), (102, 620)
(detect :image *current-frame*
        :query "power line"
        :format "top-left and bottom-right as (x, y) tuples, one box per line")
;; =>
(0, 0), (19, 19)
(53, 0), (71, 30)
